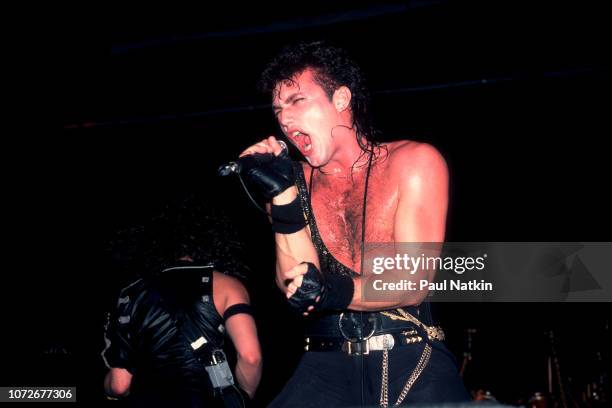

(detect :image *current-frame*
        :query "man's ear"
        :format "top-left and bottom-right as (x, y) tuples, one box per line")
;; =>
(333, 86), (352, 112)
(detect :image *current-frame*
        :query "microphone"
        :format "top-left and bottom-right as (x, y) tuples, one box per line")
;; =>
(218, 140), (288, 176)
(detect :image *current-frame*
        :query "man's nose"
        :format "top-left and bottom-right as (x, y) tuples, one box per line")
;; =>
(278, 109), (293, 132)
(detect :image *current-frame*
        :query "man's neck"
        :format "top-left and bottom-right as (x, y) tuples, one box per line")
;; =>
(319, 133), (370, 178)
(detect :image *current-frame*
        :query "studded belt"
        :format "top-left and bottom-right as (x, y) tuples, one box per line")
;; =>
(304, 328), (426, 356)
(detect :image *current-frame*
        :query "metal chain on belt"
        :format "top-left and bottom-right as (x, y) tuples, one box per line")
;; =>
(379, 336), (390, 406)
(379, 308), (437, 407)
(380, 308), (445, 341)
(379, 341), (432, 407)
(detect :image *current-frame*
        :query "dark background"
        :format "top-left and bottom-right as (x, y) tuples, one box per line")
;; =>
(4, 1), (609, 406)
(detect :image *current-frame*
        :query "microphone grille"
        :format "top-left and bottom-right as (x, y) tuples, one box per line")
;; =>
(278, 140), (289, 157)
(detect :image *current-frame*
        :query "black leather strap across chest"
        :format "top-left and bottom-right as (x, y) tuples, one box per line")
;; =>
(306, 150), (374, 275)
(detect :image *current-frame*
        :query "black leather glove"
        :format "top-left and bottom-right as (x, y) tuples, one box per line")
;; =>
(288, 262), (355, 314)
(242, 153), (295, 200)
(287, 262), (324, 313)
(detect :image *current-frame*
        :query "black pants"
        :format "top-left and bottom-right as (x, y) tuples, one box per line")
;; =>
(269, 342), (470, 407)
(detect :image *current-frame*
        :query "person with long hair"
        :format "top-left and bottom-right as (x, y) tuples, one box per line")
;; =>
(102, 195), (262, 407)
(238, 41), (468, 406)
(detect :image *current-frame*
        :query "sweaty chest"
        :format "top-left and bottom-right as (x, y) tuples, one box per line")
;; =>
(310, 171), (397, 272)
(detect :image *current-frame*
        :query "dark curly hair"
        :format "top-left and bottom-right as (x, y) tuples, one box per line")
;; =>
(108, 194), (250, 281)
(259, 41), (381, 160)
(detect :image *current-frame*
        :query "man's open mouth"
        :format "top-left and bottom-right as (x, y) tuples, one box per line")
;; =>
(290, 130), (312, 153)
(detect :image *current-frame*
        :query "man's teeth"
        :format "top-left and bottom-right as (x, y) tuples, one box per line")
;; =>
(290, 131), (311, 152)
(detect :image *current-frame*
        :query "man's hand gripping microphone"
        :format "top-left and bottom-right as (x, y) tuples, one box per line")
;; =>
(219, 140), (294, 200)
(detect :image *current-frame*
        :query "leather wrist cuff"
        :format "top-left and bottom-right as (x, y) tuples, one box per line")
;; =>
(271, 197), (307, 234)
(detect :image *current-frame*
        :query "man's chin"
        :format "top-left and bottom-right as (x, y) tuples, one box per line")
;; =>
(304, 155), (316, 166)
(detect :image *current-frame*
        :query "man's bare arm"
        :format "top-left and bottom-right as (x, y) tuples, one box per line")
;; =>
(272, 187), (320, 293)
(240, 136), (319, 294)
(226, 314), (262, 399)
(215, 273), (262, 399)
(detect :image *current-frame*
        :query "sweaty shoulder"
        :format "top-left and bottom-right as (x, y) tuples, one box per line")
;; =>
(382, 141), (449, 243)
(212, 271), (250, 316)
(386, 140), (448, 185)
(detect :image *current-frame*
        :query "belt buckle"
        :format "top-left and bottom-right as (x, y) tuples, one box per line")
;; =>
(343, 339), (369, 356)
(369, 333), (395, 351)
(338, 312), (379, 356)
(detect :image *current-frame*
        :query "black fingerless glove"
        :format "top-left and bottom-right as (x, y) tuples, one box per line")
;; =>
(242, 154), (295, 200)
(287, 262), (323, 312)
(288, 262), (355, 314)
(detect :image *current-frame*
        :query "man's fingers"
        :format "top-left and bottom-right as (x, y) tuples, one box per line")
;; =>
(267, 136), (285, 156)
(239, 136), (277, 157)
(256, 141), (273, 154)
(285, 282), (298, 299)
(239, 145), (268, 157)
(282, 263), (308, 280)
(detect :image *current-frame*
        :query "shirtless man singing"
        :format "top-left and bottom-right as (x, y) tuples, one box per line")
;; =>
(239, 41), (469, 407)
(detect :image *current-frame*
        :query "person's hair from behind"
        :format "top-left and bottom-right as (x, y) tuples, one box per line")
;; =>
(112, 193), (250, 281)
(259, 41), (379, 155)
